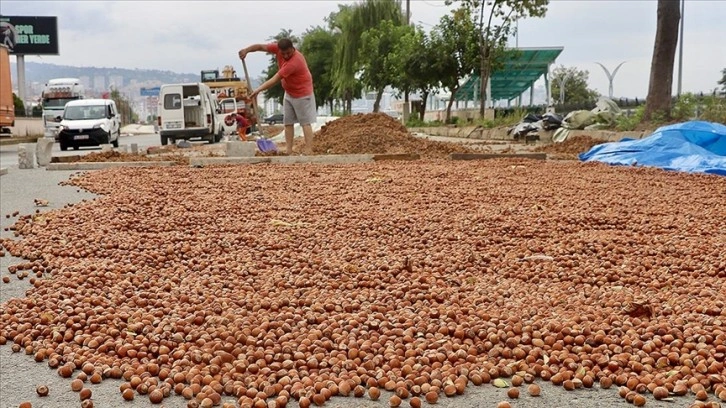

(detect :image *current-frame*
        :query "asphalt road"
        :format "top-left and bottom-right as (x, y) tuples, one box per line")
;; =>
(0, 164), (708, 408)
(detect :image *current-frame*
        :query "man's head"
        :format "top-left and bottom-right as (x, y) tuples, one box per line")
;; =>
(278, 38), (295, 61)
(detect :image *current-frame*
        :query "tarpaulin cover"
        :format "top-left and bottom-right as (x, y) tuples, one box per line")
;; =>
(579, 121), (726, 175)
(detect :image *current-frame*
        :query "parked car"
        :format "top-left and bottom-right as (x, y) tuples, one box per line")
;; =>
(263, 113), (284, 125)
(56, 99), (120, 151)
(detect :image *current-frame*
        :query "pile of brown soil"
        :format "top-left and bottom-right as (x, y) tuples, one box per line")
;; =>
(535, 135), (608, 159)
(294, 113), (477, 159)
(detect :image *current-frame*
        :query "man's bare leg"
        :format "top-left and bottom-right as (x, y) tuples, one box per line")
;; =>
(284, 124), (294, 155)
(302, 124), (314, 155)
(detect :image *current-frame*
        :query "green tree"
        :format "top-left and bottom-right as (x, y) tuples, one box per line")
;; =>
(388, 25), (440, 120)
(262, 29), (300, 105)
(718, 68), (726, 96)
(299, 27), (338, 113)
(430, 7), (480, 123)
(359, 20), (414, 112)
(550, 65), (599, 106)
(447, 0), (548, 116)
(13, 93), (24, 116)
(643, 0), (680, 121)
(332, 0), (404, 114)
(109, 88), (137, 124)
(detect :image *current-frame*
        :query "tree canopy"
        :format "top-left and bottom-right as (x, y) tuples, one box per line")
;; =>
(550, 65), (599, 106)
(299, 27), (337, 112)
(430, 6), (480, 122)
(258, 0), (553, 121)
(447, 0), (548, 115)
(359, 20), (417, 112)
(331, 0), (404, 114)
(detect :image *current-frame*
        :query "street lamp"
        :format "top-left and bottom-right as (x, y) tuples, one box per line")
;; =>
(552, 70), (574, 105)
(595, 61), (626, 99)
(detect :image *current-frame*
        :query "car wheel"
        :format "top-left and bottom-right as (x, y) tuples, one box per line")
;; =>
(161, 135), (168, 145)
(111, 131), (119, 148)
(60, 142), (68, 151)
(73, 145), (79, 151)
(270, 120), (276, 125)
(215, 129), (223, 143)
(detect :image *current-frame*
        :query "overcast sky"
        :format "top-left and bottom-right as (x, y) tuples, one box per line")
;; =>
(3, 0), (725, 99)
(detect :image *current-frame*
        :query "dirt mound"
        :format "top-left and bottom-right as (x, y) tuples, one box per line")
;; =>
(535, 135), (607, 155)
(295, 113), (476, 158)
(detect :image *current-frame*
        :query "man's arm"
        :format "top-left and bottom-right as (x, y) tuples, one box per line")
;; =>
(250, 72), (282, 99)
(238, 43), (268, 60)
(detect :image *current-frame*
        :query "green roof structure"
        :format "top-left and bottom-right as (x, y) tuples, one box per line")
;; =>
(457, 47), (564, 102)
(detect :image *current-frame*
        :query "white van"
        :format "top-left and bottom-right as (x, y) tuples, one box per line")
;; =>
(157, 82), (236, 145)
(56, 99), (120, 151)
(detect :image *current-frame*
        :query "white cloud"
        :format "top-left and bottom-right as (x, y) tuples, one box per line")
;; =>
(4, 0), (725, 98)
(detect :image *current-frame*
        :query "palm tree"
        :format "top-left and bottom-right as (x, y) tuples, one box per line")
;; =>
(331, 0), (404, 114)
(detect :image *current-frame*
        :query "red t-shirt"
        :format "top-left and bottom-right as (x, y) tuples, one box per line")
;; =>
(235, 114), (249, 129)
(266, 43), (314, 98)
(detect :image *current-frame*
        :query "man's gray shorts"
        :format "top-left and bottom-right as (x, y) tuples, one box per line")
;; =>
(283, 93), (317, 126)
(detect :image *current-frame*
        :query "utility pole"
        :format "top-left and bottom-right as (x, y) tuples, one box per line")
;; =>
(677, 0), (684, 96)
(595, 61), (626, 99)
(403, 0), (411, 124)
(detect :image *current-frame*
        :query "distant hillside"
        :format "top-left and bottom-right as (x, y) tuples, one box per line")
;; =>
(10, 62), (199, 87)
(11, 62), (261, 95)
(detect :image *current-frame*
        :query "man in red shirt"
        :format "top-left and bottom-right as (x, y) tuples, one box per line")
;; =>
(239, 38), (316, 155)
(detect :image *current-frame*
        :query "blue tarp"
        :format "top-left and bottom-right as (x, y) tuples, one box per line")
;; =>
(579, 121), (726, 175)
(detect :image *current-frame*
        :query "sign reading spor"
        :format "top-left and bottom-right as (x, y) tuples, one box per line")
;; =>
(0, 16), (59, 55)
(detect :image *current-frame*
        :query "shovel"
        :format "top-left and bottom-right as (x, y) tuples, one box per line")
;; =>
(240, 57), (263, 135)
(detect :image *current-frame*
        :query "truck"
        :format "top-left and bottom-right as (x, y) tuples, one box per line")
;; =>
(201, 65), (257, 135)
(201, 65), (249, 102)
(157, 82), (236, 145)
(0, 44), (14, 134)
(41, 78), (85, 140)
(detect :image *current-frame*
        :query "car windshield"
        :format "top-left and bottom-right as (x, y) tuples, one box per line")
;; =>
(43, 98), (80, 108)
(64, 105), (106, 120)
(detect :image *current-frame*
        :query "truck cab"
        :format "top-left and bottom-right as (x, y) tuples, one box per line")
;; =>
(41, 78), (85, 140)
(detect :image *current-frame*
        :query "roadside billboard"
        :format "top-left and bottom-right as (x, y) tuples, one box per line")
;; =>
(0, 16), (59, 55)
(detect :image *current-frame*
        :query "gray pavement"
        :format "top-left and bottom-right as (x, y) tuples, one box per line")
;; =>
(0, 160), (704, 408)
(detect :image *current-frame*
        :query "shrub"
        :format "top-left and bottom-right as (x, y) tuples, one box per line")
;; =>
(699, 95), (726, 124)
(614, 106), (645, 131)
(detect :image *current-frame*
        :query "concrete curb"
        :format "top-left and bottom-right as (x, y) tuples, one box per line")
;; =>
(46, 161), (177, 171)
(189, 154), (376, 166)
(0, 168), (7, 176)
(0, 136), (42, 146)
